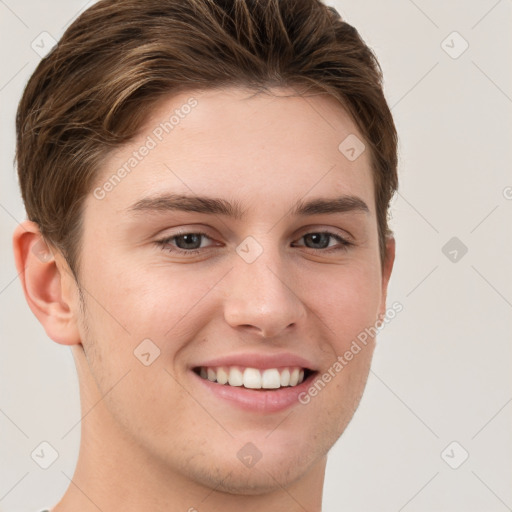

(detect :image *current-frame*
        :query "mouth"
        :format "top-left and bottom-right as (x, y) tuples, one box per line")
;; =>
(193, 365), (316, 390)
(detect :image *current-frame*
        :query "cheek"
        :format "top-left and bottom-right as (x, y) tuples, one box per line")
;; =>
(75, 265), (201, 440)
(306, 262), (383, 350)
(80, 255), (214, 346)
(299, 263), (381, 414)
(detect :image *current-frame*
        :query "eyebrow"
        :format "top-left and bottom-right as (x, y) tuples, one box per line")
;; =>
(126, 193), (369, 220)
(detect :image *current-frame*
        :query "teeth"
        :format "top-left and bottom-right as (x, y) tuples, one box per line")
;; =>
(280, 368), (290, 387)
(289, 368), (300, 386)
(197, 366), (308, 389)
(243, 368), (262, 389)
(228, 367), (243, 387)
(217, 367), (229, 385)
(261, 369), (280, 389)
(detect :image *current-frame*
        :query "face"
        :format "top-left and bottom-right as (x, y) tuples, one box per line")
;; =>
(73, 87), (393, 493)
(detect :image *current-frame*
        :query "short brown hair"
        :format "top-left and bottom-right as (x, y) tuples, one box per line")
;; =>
(16, 0), (398, 278)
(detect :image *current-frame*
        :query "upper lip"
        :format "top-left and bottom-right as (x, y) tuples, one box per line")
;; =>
(192, 352), (317, 371)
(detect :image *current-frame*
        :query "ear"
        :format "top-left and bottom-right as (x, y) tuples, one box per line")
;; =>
(379, 235), (396, 318)
(12, 220), (81, 346)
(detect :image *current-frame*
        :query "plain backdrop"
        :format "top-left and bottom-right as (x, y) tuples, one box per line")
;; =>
(1, 1), (511, 511)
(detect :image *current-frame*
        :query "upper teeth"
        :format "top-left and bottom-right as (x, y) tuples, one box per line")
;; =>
(198, 366), (306, 389)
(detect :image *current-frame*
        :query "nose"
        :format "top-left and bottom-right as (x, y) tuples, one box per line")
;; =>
(223, 245), (307, 339)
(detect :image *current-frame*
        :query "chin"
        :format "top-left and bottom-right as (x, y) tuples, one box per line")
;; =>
(178, 434), (326, 495)
(187, 459), (304, 496)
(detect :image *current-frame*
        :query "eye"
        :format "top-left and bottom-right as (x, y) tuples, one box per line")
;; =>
(155, 231), (215, 255)
(293, 231), (353, 252)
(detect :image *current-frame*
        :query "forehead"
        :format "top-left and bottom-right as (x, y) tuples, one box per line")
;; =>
(90, 86), (375, 218)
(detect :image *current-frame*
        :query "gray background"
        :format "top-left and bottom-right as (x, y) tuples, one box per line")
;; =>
(1, 1), (511, 511)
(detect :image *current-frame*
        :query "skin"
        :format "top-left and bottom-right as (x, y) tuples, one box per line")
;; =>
(13, 86), (394, 512)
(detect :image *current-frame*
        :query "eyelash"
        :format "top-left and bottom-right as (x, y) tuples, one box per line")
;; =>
(154, 230), (353, 256)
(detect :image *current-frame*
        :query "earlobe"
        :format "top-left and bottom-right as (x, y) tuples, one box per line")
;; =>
(12, 220), (82, 346)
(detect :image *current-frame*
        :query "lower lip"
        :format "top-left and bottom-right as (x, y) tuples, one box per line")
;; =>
(192, 371), (316, 413)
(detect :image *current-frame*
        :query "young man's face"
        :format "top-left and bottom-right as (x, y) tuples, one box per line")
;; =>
(69, 87), (393, 493)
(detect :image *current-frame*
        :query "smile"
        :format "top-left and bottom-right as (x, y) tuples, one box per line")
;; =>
(194, 366), (313, 390)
